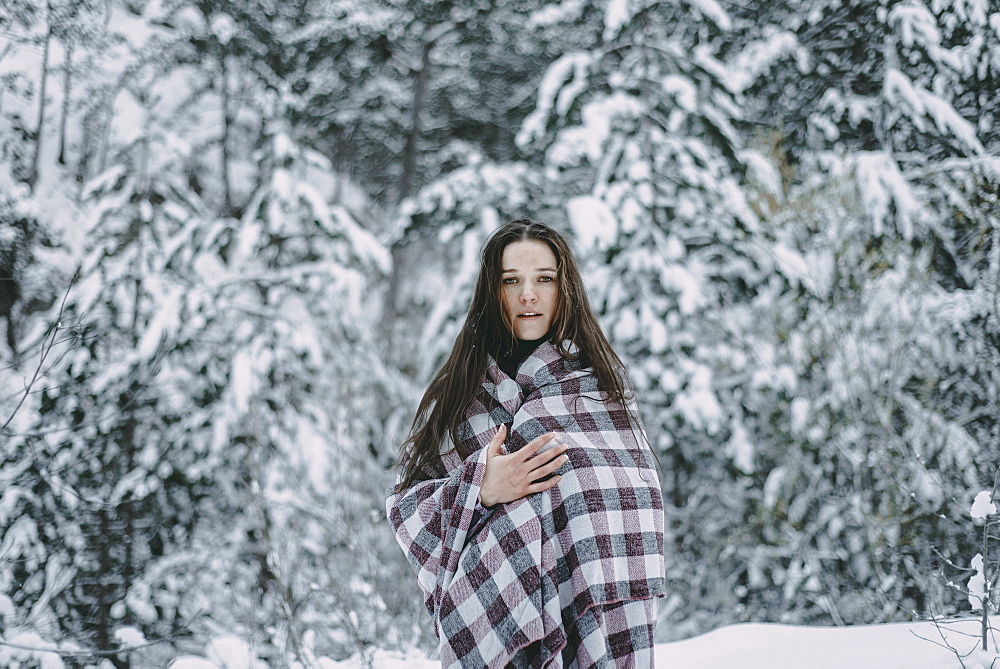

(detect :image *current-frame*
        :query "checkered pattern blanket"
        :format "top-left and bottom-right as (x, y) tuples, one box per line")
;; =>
(387, 342), (665, 667)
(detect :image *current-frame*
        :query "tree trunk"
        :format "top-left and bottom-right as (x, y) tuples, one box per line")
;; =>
(386, 33), (440, 333)
(28, 18), (53, 192)
(95, 504), (129, 668)
(220, 45), (234, 216)
(58, 41), (74, 165)
(118, 386), (138, 669)
(399, 40), (432, 202)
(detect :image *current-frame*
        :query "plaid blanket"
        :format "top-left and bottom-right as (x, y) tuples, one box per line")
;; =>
(387, 342), (665, 667)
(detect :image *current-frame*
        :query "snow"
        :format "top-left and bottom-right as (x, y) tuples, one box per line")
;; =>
(0, 593), (14, 623)
(113, 626), (147, 648)
(210, 13), (237, 45)
(230, 348), (260, 413)
(967, 554), (987, 610)
(169, 658), (218, 669)
(308, 618), (998, 668)
(603, 0), (631, 41)
(687, 0), (732, 31)
(641, 304), (669, 353)
(740, 149), (783, 196)
(661, 75), (698, 112)
(726, 31), (800, 93)
(169, 636), (271, 669)
(659, 264), (705, 315)
(890, 3), (942, 49)
(292, 419), (334, 495)
(109, 90), (146, 148)
(673, 363), (723, 434)
(566, 195), (618, 252)
(206, 636), (267, 669)
(517, 52), (593, 148)
(333, 206), (393, 273)
(613, 308), (639, 341)
(854, 152), (919, 238)
(548, 92), (644, 165)
(883, 69), (983, 154)
(137, 282), (182, 358)
(763, 467), (786, 509)
(528, 0), (587, 29)
(971, 491), (997, 519)
(555, 56), (591, 118)
(727, 418), (755, 473)
(771, 242), (811, 288)
(0, 632), (66, 669)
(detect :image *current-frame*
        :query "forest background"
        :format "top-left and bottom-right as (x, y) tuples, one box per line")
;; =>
(0, 0), (998, 666)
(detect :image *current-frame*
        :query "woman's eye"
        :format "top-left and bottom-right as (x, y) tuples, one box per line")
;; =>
(539, 276), (555, 282)
(503, 277), (517, 285)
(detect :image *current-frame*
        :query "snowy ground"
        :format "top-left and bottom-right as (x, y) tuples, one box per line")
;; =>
(319, 618), (998, 669)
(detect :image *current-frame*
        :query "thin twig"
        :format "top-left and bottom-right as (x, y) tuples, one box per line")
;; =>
(0, 606), (204, 659)
(1, 272), (77, 432)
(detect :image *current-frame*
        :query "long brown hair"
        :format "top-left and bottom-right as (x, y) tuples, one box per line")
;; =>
(396, 219), (633, 490)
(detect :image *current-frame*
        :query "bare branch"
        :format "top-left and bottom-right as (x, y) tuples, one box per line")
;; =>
(1, 272), (77, 433)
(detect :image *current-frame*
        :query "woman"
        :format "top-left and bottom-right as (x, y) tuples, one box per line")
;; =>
(387, 220), (665, 667)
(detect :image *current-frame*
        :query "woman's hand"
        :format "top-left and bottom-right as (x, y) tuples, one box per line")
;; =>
(479, 425), (569, 507)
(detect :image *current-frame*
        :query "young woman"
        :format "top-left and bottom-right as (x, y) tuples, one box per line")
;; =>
(387, 220), (665, 668)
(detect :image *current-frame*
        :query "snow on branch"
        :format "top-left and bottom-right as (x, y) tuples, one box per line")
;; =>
(603, 0), (631, 42)
(854, 152), (919, 238)
(972, 491), (998, 520)
(548, 93), (645, 166)
(517, 52), (593, 149)
(883, 69), (984, 155)
(683, 0), (732, 31)
(725, 31), (802, 94)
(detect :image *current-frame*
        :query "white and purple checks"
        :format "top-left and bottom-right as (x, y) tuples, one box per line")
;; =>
(387, 342), (666, 667)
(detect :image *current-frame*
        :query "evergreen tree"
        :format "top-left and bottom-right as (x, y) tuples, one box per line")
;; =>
(286, 0), (582, 204)
(711, 0), (1000, 627)
(162, 126), (422, 661)
(1, 103), (216, 666)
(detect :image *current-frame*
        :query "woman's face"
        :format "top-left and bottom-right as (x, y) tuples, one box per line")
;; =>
(500, 240), (559, 341)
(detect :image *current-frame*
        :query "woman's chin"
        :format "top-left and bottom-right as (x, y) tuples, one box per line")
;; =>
(514, 322), (550, 340)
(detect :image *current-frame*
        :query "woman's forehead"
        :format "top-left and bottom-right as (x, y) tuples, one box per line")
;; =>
(501, 240), (557, 271)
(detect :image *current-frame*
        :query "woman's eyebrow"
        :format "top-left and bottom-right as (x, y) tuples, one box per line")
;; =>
(502, 266), (557, 273)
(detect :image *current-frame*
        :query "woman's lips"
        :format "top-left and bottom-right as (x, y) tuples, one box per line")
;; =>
(518, 313), (542, 319)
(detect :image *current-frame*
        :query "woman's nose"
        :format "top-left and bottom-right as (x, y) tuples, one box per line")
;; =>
(521, 285), (537, 302)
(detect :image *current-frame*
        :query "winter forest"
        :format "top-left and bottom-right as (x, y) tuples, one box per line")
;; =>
(0, 0), (998, 666)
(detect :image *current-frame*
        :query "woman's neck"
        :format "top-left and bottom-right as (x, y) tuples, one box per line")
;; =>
(497, 335), (548, 379)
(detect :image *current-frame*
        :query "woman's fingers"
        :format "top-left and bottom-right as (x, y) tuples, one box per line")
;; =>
(493, 423), (507, 444)
(523, 431), (556, 458)
(482, 428), (569, 506)
(487, 424), (507, 457)
(531, 452), (569, 479)
(526, 475), (562, 495)
(524, 440), (567, 472)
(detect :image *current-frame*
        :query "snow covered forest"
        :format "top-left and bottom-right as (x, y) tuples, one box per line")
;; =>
(0, 0), (998, 666)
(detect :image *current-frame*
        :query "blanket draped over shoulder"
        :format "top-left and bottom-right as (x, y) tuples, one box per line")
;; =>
(387, 342), (665, 668)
